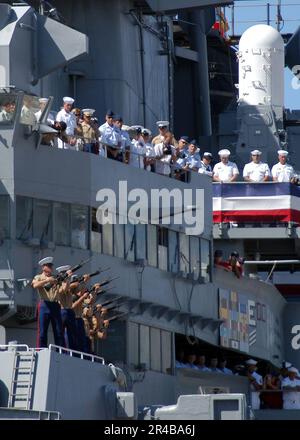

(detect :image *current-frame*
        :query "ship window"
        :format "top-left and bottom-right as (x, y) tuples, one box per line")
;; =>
(201, 239), (211, 283)
(125, 223), (135, 262)
(20, 95), (39, 126)
(16, 196), (33, 240)
(168, 230), (179, 273)
(54, 202), (70, 246)
(114, 217), (125, 259)
(136, 223), (146, 261)
(140, 325), (150, 369)
(91, 208), (102, 253)
(161, 330), (172, 374)
(71, 205), (88, 250)
(0, 93), (17, 125)
(128, 322), (139, 368)
(102, 223), (113, 256)
(179, 233), (190, 274)
(150, 327), (161, 372)
(147, 224), (157, 267)
(33, 199), (52, 243)
(0, 196), (10, 239)
(158, 227), (168, 271)
(190, 236), (200, 280)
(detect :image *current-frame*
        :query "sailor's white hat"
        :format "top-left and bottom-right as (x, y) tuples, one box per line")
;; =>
(251, 149), (262, 155)
(39, 98), (48, 104)
(278, 150), (289, 156)
(245, 359), (257, 366)
(203, 152), (213, 158)
(56, 265), (71, 273)
(283, 361), (292, 368)
(38, 257), (53, 266)
(130, 125), (143, 132)
(82, 108), (95, 116)
(218, 149), (231, 157)
(63, 97), (75, 105)
(288, 367), (299, 374)
(121, 124), (131, 131)
(157, 120), (169, 128)
(142, 128), (152, 136)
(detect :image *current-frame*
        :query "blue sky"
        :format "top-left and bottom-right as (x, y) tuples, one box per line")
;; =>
(228, 0), (300, 109)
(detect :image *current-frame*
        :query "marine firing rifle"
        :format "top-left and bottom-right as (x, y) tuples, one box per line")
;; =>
(55, 257), (93, 283)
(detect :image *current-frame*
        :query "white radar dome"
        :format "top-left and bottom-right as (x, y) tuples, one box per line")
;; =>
(238, 24), (284, 108)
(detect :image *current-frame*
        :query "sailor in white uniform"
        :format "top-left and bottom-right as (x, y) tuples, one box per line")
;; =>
(213, 149), (239, 182)
(141, 128), (155, 172)
(35, 98), (48, 122)
(154, 131), (176, 176)
(243, 150), (270, 182)
(129, 126), (146, 169)
(56, 97), (77, 150)
(281, 367), (300, 409)
(246, 359), (263, 410)
(272, 150), (297, 183)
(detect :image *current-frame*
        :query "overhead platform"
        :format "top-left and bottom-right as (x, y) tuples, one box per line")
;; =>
(144, 0), (233, 12)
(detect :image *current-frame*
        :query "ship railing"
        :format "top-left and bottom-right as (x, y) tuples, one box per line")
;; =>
(49, 344), (105, 364)
(0, 344), (31, 351)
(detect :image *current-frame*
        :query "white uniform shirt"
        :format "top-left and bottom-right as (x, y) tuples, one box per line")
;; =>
(99, 122), (120, 147)
(213, 161), (239, 182)
(282, 377), (300, 409)
(243, 161), (270, 182)
(56, 108), (77, 136)
(154, 143), (175, 176)
(35, 110), (42, 122)
(249, 371), (263, 410)
(143, 142), (156, 171)
(129, 139), (146, 169)
(271, 162), (296, 183)
(118, 129), (131, 152)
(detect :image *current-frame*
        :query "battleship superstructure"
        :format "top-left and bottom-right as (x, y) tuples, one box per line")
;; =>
(0, 0), (299, 420)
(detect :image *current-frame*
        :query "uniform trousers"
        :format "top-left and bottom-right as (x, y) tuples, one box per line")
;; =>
(61, 308), (78, 350)
(38, 300), (65, 348)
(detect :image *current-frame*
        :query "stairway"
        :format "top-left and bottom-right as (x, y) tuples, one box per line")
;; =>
(8, 350), (36, 410)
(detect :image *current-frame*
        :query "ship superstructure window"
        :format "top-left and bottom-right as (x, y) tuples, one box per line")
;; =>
(71, 205), (88, 250)
(128, 322), (173, 374)
(158, 227), (168, 271)
(147, 224), (158, 267)
(0, 196), (10, 239)
(33, 199), (52, 243)
(136, 224), (147, 261)
(114, 218), (125, 259)
(179, 233), (190, 274)
(190, 236), (200, 280)
(125, 223), (135, 262)
(91, 208), (102, 253)
(54, 202), (70, 246)
(201, 239), (211, 283)
(0, 93), (17, 125)
(168, 230), (179, 273)
(102, 223), (113, 256)
(16, 196), (33, 240)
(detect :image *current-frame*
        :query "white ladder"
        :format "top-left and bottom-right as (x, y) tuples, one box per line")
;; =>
(8, 350), (36, 410)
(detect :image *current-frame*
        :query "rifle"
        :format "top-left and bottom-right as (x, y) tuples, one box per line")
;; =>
(98, 312), (128, 333)
(73, 267), (110, 284)
(55, 257), (93, 283)
(97, 276), (120, 289)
